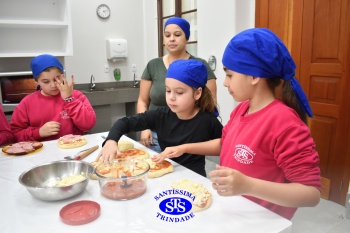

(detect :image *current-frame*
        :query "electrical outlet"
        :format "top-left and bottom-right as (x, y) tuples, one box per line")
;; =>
(132, 64), (137, 73)
(104, 64), (109, 73)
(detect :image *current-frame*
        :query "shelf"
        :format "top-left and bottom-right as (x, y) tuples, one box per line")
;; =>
(0, 0), (72, 57)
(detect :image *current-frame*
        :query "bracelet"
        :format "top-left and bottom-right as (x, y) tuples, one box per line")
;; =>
(63, 96), (74, 102)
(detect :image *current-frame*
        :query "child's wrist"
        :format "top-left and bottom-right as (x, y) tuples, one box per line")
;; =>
(63, 96), (74, 102)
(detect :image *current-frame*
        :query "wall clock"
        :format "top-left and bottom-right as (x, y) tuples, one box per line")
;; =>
(96, 4), (110, 19)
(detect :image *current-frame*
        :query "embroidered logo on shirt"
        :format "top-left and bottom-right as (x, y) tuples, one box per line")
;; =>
(234, 144), (255, 164)
(60, 110), (70, 119)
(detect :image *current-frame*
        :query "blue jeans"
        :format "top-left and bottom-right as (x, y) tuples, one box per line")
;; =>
(150, 131), (162, 153)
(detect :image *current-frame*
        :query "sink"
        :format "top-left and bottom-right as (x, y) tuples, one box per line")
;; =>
(83, 88), (107, 92)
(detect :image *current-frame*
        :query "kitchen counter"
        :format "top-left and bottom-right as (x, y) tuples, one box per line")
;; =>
(75, 82), (140, 138)
(75, 81), (140, 106)
(0, 132), (292, 233)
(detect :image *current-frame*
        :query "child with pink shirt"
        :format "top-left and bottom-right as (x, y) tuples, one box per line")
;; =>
(10, 54), (96, 142)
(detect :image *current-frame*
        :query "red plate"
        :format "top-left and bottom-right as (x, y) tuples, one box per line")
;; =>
(59, 200), (101, 225)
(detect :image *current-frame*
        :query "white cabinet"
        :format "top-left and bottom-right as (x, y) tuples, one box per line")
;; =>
(0, 0), (73, 57)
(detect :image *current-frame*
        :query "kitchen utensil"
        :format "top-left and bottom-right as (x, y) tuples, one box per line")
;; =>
(18, 160), (95, 201)
(64, 145), (99, 160)
(96, 159), (150, 200)
(120, 174), (132, 188)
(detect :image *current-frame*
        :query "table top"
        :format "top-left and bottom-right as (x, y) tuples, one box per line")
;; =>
(0, 132), (292, 233)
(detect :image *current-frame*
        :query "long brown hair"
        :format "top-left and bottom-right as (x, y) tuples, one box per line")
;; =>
(195, 86), (220, 117)
(267, 78), (307, 124)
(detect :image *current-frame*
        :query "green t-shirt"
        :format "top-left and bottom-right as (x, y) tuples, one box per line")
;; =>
(141, 55), (216, 110)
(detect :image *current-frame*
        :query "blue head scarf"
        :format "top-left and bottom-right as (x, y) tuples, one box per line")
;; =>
(164, 17), (190, 40)
(222, 28), (313, 118)
(166, 59), (207, 88)
(30, 54), (64, 80)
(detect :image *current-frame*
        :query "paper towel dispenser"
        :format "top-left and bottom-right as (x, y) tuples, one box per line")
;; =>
(106, 39), (127, 61)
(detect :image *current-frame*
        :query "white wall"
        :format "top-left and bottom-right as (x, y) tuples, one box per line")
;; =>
(197, 0), (255, 125)
(64, 0), (157, 84)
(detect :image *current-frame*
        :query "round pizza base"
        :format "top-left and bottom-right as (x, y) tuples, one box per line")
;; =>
(58, 139), (87, 149)
(191, 195), (213, 212)
(117, 148), (150, 160)
(148, 163), (174, 178)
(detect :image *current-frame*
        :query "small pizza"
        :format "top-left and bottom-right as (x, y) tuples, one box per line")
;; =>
(143, 158), (174, 178)
(94, 159), (147, 178)
(2, 141), (43, 155)
(89, 148), (149, 180)
(57, 134), (87, 149)
(117, 148), (149, 160)
(171, 179), (212, 212)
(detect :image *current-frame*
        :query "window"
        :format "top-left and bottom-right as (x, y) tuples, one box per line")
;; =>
(157, 0), (197, 57)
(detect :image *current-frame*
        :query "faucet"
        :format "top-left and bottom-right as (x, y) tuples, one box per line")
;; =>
(90, 75), (96, 90)
(133, 73), (139, 87)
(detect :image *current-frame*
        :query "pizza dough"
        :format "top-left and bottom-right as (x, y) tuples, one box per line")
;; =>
(57, 134), (87, 149)
(2, 141), (43, 155)
(171, 179), (212, 212)
(118, 140), (134, 152)
(143, 158), (174, 178)
(117, 148), (150, 160)
(90, 148), (149, 180)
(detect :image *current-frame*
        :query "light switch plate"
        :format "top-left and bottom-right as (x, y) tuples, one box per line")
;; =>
(104, 64), (109, 73)
(132, 64), (137, 73)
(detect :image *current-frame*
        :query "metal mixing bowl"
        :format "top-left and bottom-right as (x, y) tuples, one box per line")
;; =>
(18, 160), (95, 201)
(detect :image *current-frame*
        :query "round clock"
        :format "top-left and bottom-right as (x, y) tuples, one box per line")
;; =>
(96, 4), (110, 19)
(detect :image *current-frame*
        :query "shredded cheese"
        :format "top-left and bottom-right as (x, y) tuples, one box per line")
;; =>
(171, 179), (211, 207)
(53, 172), (86, 187)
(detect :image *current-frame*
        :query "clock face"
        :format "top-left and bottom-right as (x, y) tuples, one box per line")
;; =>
(97, 4), (110, 19)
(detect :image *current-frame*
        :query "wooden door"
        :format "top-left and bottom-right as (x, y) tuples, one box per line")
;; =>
(255, 0), (350, 205)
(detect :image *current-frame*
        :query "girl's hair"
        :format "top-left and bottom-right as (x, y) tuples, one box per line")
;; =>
(267, 78), (307, 124)
(195, 86), (219, 117)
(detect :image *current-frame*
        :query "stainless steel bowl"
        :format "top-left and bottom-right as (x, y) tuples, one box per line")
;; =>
(19, 160), (95, 201)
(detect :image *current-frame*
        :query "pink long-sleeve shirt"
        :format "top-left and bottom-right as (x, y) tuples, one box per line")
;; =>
(10, 90), (96, 142)
(220, 99), (321, 219)
(0, 105), (15, 146)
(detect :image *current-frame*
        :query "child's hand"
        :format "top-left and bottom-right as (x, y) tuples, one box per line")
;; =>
(55, 75), (74, 99)
(95, 140), (122, 163)
(152, 146), (184, 163)
(140, 129), (153, 148)
(39, 121), (61, 138)
(209, 165), (251, 196)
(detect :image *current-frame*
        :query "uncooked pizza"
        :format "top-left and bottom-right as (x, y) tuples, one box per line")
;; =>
(89, 148), (149, 180)
(2, 141), (43, 155)
(57, 134), (87, 149)
(171, 179), (212, 212)
(143, 158), (174, 178)
(117, 148), (149, 160)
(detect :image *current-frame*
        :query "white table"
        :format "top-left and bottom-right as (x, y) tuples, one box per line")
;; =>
(0, 132), (292, 233)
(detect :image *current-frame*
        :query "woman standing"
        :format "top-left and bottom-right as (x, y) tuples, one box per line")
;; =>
(137, 17), (217, 152)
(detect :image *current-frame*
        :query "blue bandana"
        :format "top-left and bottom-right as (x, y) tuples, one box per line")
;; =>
(30, 54), (64, 80)
(222, 28), (313, 118)
(164, 17), (190, 40)
(166, 59), (207, 89)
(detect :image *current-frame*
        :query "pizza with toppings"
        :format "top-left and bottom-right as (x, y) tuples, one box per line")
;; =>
(143, 158), (174, 178)
(57, 134), (87, 149)
(117, 148), (149, 160)
(171, 179), (212, 212)
(2, 141), (43, 155)
(89, 148), (149, 180)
